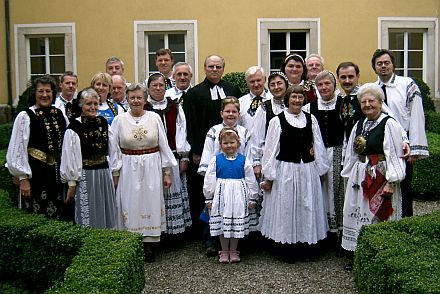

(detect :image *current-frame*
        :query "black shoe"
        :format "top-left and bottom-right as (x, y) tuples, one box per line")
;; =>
(206, 246), (217, 257)
(344, 262), (353, 271)
(145, 252), (156, 263)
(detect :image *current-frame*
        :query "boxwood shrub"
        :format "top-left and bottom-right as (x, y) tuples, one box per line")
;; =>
(425, 111), (440, 135)
(0, 148), (18, 205)
(0, 123), (12, 149)
(223, 72), (248, 95)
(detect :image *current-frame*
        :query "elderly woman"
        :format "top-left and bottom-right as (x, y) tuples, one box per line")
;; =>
(7, 75), (67, 219)
(144, 73), (192, 235)
(60, 87), (117, 228)
(280, 53), (317, 103)
(341, 83), (406, 268)
(259, 85), (329, 262)
(110, 83), (177, 262)
(90, 72), (123, 125)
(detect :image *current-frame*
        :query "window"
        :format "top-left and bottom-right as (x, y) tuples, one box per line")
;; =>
(259, 19), (320, 74)
(15, 23), (76, 99)
(134, 21), (198, 84)
(379, 18), (438, 98)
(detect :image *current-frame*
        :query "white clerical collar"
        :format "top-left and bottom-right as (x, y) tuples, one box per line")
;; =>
(210, 85), (226, 100)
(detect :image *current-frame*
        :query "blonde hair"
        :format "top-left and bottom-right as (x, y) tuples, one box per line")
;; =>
(90, 72), (113, 91)
(221, 96), (240, 112)
(218, 126), (240, 146)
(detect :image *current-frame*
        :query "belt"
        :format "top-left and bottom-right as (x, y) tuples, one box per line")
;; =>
(28, 147), (60, 165)
(359, 154), (385, 163)
(83, 155), (107, 166)
(121, 146), (160, 155)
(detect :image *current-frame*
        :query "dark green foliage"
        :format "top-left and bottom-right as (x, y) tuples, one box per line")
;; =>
(0, 149), (17, 205)
(412, 77), (436, 113)
(0, 123), (12, 149)
(223, 72), (248, 95)
(425, 111), (440, 135)
(15, 87), (31, 118)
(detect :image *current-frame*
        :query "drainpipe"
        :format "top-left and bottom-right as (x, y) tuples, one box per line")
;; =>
(4, 0), (12, 107)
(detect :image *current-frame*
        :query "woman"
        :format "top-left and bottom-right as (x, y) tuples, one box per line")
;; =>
(90, 72), (123, 125)
(7, 75), (67, 219)
(110, 83), (177, 262)
(259, 85), (329, 261)
(280, 53), (317, 103)
(60, 87), (117, 228)
(144, 73), (192, 235)
(341, 83), (405, 268)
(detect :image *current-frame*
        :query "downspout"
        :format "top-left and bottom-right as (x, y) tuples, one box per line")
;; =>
(4, 0), (12, 107)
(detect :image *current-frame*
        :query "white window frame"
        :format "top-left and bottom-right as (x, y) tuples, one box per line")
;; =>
(134, 20), (198, 84)
(379, 17), (439, 98)
(14, 23), (76, 101)
(258, 18), (320, 74)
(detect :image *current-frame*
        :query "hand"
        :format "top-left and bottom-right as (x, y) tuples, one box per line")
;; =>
(260, 180), (272, 192)
(248, 201), (256, 209)
(407, 155), (420, 163)
(179, 160), (188, 175)
(65, 186), (76, 205)
(206, 202), (212, 210)
(113, 175), (119, 190)
(382, 183), (394, 197)
(401, 142), (410, 160)
(20, 179), (31, 198)
(192, 154), (201, 165)
(253, 165), (262, 180)
(163, 175), (172, 188)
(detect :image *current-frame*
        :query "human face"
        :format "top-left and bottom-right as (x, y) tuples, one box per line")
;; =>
(93, 80), (110, 102)
(59, 76), (77, 100)
(246, 71), (266, 96)
(173, 65), (192, 90)
(106, 62), (123, 76)
(221, 137), (239, 156)
(148, 77), (166, 101)
(204, 56), (224, 84)
(306, 57), (323, 80)
(220, 103), (239, 127)
(81, 96), (99, 118)
(337, 66), (359, 95)
(316, 77), (335, 101)
(284, 60), (304, 84)
(155, 54), (173, 77)
(287, 93), (305, 115)
(111, 76), (126, 103)
(35, 83), (54, 108)
(127, 89), (146, 114)
(360, 92), (382, 120)
(374, 54), (394, 83)
(269, 76), (287, 101)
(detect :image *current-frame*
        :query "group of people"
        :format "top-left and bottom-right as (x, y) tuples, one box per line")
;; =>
(6, 48), (429, 268)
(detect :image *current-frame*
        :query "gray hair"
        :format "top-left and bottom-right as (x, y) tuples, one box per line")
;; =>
(357, 83), (385, 103)
(306, 54), (325, 66)
(112, 74), (126, 84)
(126, 83), (148, 100)
(106, 56), (124, 67)
(78, 87), (99, 107)
(245, 66), (266, 80)
(315, 70), (336, 87)
(173, 62), (193, 74)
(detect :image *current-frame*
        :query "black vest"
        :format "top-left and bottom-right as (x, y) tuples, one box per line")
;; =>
(339, 94), (365, 141)
(262, 100), (276, 136)
(355, 116), (391, 155)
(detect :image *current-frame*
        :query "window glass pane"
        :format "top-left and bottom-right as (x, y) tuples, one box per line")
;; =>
(30, 38), (45, 55)
(50, 56), (65, 74)
(389, 32), (404, 50)
(148, 34), (164, 53)
(408, 51), (423, 68)
(408, 70), (422, 79)
(392, 51), (404, 69)
(408, 32), (423, 50)
(173, 53), (185, 63)
(30, 56), (46, 74)
(270, 52), (286, 70)
(168, 34), (185, 52)
(270, 32), (286, 50)
(49, 37), (65, 55)
(290, 32), (306, 50)
(148, 54), (157, 72)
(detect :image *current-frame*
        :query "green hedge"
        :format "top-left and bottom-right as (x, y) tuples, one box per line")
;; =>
(0, 149), (17, 205)
(223, 72), (248, 95)
(413, 132), (440, 200)
(0, 123), (12, 149)
(355, 210), (440, 294)
(425, 111), (440, 135)
(0, 190), (145, 293)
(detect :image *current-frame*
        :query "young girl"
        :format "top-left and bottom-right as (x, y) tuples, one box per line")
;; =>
(203, 127), (259, 263)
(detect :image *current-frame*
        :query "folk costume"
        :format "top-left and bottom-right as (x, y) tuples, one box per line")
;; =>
(98, 97), (123, 125)
(238, 90), (272, 132)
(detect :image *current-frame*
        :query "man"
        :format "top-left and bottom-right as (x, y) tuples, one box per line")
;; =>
(165, 62), (193, 104)
(183, 54), (242, 257)
(106, 56), (124, 76)
(371, 49), (429, 217)
(306, 54), (325, 81)
(238, 66), (272, 132)
(55, 71), (80, 123)
(155, 48), (174, 89)
(111, 75), (128, 112)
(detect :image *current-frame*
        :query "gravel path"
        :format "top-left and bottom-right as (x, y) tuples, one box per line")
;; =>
(143, 199), (440, 293)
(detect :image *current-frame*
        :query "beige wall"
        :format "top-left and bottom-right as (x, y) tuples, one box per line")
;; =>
(1, 0), (439, 104)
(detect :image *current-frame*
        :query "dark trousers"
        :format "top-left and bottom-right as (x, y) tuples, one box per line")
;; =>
(401, 161), (414, 217)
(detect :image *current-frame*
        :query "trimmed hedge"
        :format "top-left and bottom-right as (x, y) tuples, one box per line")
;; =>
(354, 211), (440, 294)
(425, 111), (440, 135)
(223, 72), (248, 95)
(0, 123), (12, 149)
(0, 149), (17, 205)
(0, 190), (145, 293)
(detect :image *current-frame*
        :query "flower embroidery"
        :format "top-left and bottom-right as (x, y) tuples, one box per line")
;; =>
(132, 127), (148, 141)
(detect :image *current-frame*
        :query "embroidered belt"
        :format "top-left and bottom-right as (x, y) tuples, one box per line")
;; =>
(28, 147), (60, 165)
(359, 154), (385, 163)
(121, 146), (159, 155)
(83, 155), (107, 166)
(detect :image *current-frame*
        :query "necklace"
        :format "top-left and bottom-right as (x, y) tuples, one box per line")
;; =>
(130, 111), (144, 124)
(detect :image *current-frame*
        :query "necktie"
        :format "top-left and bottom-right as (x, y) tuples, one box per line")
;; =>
(381, 84), (388, 105)
(247, 96), (263, 117)
(65, 102), (73, 119)
(178, 91), (186, 105)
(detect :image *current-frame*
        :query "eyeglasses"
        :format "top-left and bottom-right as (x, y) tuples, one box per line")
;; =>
(207, 65), (223, 70)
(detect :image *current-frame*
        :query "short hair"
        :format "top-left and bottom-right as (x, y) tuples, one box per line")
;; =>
(28, 75), (57, 106)
(218, 126), (240, 146)
(245, 66), (266, 80)
(221, 96), (240, 112)
(59, 71), (78, 83)
(126, 83), (148, 100)
(305, 54), (325, 66)
(283, 84), (306, 107)
(336, 62), (360, 77)
(77, 87), (99, 107)
(268, 71), (289, 88)
(173, 61), (193, 74)
(280, 53), (308, 82)
(106, 56), (124, 68)
(204, 55), (225, 67)
(315, 70), (337, 91)
(112, 74), (127, 85)
(147, 73), (166, 88)
(90, 72), (113, 91)
(156, 48), (173, 60)
(371, 49), (395, 70)
(357, 83), (385, 103)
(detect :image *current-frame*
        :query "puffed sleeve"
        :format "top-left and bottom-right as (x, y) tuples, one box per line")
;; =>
(202, 156), (217, 200)
(60, 129), (83, 186)
(249, 106), (266, 167)
(261, 116), (281, 180)
(6, 111), (32, 180)
(244, 156), (259, 200)
(197, 126), (217, 176)
(155, 114), (178, 168)
(311, 114), (330, 176)
(109, 115), (123, 176)
(175, 104), (191, 157)
(383, 118), (406, 183)
(341, 122), (359, 179)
